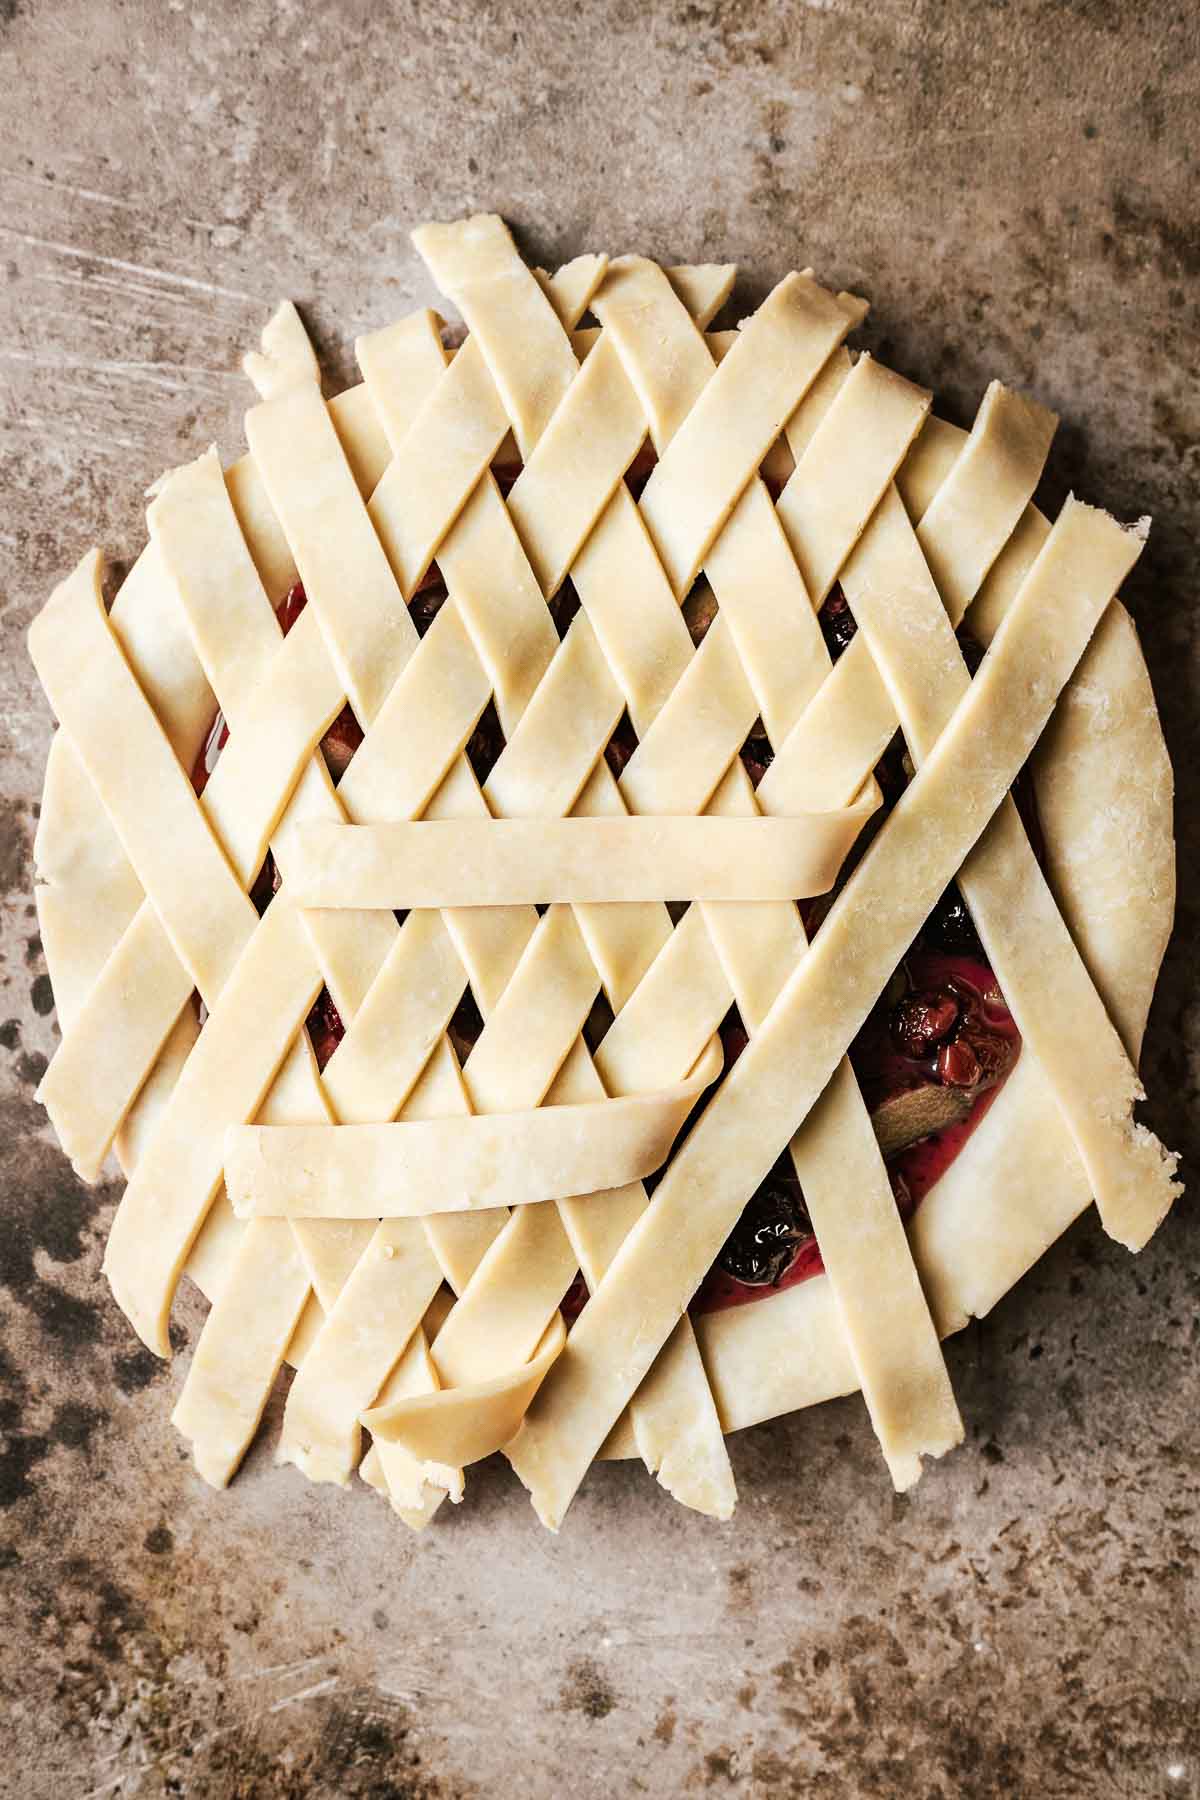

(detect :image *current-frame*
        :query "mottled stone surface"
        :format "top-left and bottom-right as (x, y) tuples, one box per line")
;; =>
(1, 1), (1197, 1795)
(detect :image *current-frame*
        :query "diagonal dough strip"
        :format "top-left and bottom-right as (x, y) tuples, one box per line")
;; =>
(507, 496), (1152, 1528)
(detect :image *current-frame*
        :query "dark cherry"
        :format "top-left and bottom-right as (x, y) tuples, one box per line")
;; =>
(922, 882), (984, 955)
(719, 1010), (750, 1069)
(957, 628), (985, 677)
(717, 1157), (814, 1287)
(409, 583), (448, 638)
(818, 583), (858, 661)
(604, 713), (640, 781)
(560, 1272), (589, 1324)
(891, 986), (960, 1059)
(465, 701), (506, 784)
(306, 987), (346, 1072)
(936, 1037), (982, 1088)
(740, 733), (775, 787)
(949, 1013), (1014, 1086)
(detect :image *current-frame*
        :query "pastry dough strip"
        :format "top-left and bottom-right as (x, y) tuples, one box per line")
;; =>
(227, 1044), (721, 1218)
(285, 809), (876, 907)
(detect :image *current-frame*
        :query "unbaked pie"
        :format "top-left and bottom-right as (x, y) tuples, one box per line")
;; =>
(29, 213), (1180, 1532)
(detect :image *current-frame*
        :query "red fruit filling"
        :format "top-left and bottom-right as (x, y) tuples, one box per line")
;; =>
(694, 941), (1021, 1314)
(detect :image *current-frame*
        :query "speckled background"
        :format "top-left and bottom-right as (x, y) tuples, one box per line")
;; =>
(1, 2), (1197, 1795)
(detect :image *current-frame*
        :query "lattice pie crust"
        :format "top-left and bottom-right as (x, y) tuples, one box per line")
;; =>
(29, 215), (1179, 1531)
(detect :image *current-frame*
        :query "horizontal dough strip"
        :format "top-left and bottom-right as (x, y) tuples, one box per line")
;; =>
(225, 1038), (722, 1219)
(286, 806), (877, 907)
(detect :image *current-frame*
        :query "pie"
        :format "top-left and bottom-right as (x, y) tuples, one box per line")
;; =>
(28, 212), (1181, 1533)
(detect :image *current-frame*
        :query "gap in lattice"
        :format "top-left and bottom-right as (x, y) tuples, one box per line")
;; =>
(603, 709), (639, 782)
(492, 435), (522, 497)
(739, 721), (775, 790)
(548, 576), (581, 641)
(643, 998), (747, 1196)
(624, 439), (657, 500)
(447, 983), (484, 1069)
(682, 578), (717, 648)
(409, 568), (448, 638)
(322, 706), (364, 785)
(758, 434), (795, 499)
(818, 580), (858, 662)
(465, 698), (506, 785)
(305, 987), (345, 1073)
(582, 989), (615, 1054)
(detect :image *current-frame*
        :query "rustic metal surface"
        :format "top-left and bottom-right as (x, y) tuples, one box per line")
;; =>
(2, 1), (1197, 1795)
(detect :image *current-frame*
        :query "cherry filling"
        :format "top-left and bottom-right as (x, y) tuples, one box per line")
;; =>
(695, 925), (1021, 1313)
(693, 611), (1030, 1313)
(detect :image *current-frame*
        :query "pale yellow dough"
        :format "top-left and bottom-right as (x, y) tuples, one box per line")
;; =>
(28, 211), (1178, 1535)
(286, 808), (876, 907)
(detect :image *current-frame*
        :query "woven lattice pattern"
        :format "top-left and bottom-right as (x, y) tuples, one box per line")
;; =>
(29, 215), (1180, 1532)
